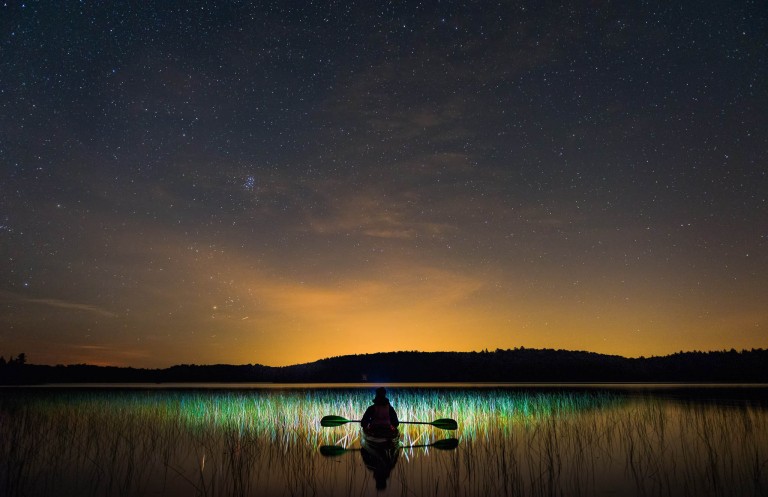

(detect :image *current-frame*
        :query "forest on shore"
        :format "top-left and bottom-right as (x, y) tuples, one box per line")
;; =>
(2, 348), (767, 384)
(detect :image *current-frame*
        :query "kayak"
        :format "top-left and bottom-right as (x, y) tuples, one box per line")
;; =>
(361, 426), (401, 449)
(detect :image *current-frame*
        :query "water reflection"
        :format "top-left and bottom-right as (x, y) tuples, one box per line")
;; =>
(361, 441), (399, 490)
(0, 386), (766, 496)
(319, 436), (461, 491)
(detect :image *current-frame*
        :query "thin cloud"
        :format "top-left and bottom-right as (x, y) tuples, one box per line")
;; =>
(306, 190), (457, 240)
(0, 292), (117, 318)
(27, 299), (118, 318)
(249, 264), (486, 315)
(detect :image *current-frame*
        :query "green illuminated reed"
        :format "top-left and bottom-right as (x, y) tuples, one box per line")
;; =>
(1, 387), (766, 497)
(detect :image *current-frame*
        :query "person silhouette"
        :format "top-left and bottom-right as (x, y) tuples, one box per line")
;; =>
(361, 387), (399, 434)
(360, 387), (400, 490)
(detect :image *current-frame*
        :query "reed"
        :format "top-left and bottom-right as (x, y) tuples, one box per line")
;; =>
(1, 387), (766, 496)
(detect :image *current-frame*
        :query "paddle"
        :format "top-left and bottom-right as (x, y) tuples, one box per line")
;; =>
(321, 415), (458, 431)
(319, 438), (460, 456)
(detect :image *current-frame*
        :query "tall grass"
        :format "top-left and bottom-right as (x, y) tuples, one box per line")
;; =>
(0, 387), (766, 496)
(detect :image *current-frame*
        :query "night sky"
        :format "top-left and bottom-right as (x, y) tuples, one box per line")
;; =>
(2, 1), (766, 368)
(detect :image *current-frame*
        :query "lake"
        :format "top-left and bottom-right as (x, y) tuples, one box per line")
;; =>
(1, 384), (766, 496)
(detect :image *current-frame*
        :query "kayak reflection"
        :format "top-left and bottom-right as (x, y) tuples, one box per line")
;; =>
(320, 432), (460, 490)
(360, 427), (400, 490)
(318, 437), (460, 457)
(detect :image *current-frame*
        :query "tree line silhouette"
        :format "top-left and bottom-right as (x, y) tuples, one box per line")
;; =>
(2, 348), (767, 385)
(1, 353), (26, 367)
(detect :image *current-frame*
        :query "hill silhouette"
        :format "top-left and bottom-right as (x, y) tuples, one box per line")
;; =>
(1, 348), (767, 385)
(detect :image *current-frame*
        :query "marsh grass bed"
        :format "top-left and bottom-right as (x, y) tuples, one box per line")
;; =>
(1, 386), (767, 496)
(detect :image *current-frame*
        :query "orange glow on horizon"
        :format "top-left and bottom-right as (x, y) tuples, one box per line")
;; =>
(4, 235), (766, 369)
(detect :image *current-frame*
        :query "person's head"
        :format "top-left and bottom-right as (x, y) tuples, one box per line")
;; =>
(373, 387), (388, 404)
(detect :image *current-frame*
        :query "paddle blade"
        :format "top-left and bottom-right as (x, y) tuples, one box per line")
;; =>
(431, 418), (458, 430)
(432, 438), (460, 450)
(319, 445), (348, 456)
(320, 415), (353, 427)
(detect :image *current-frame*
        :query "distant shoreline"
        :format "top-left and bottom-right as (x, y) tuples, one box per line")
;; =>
(4, 381), (768, 388)
(2, 348), (767, 385)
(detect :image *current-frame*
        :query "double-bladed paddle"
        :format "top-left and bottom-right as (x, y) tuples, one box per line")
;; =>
(320, 415), (458, 431)
(319, 437), (459, 456)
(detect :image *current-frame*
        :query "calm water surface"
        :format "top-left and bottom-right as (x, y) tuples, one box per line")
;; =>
(1, 384), (767, 497)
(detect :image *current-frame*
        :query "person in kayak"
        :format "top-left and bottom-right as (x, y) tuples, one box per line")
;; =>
(361, 387), (399, 433)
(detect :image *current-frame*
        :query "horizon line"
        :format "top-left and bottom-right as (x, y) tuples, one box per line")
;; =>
(4, 346), (765, 370)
